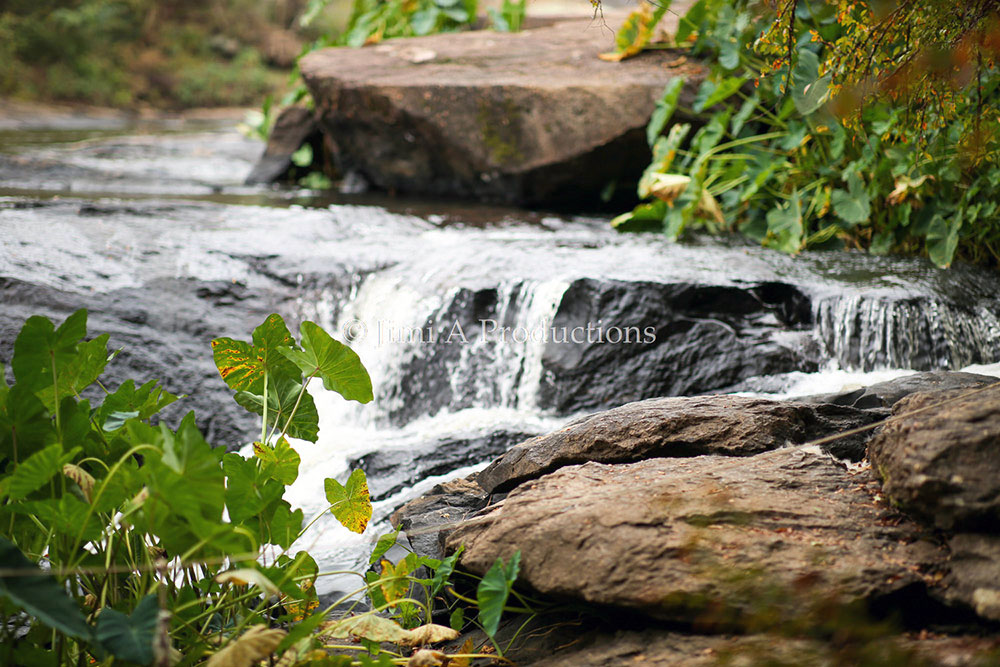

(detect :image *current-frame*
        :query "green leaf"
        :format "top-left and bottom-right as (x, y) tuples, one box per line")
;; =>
(926, 211), (963, 268)
(765, 193), (804, 253)
(730, 93), (758, 136)
(610, 200), (668, 233)
(223, 453), (286, 524)
(791, 49), (831, 115)
(96, 379), (178, 430)
(234, 375), (319, 442)
(266, 501), (304, 549)
(142, 415), (225, 523)
(0, 383), (53, 463)
(11, 310), (108, 411)
(431, 545), (463, 596)
(0, 536), (91, 639)
(278, 321), (373, 404)
(477, 551), (520, 639)
(693, 76), (744, 113)
(211, 313), (301, 394)
(252, 437), (300, 485)
(598, 1), (669, 62)
(449, 607), (465, 632)
(369, 527), (401, 565)
(2, 443), (77, 499)
(291, 144), (313, 168)
(831, 171), (871, 226)
(324, 469), (372, 534)
(96, 595), (160, 666)
(647, 78), (686, 147)
(676, 0), (707, 43)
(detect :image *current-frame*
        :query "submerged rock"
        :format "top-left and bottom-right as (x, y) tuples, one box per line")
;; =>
(299, 18), (707, 206)
(476, 394), (883, 493)
(390, 477), (488, 561)
(446, 447), (947, 623)
(868, 384), (1000, 531)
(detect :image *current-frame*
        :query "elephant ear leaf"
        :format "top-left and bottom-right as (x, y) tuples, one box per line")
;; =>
(211, 313), (300, 393)
(96, 594), (161, 666)
(324, 469), (372, 534)
(278, 321), (373, 404)
(0, 536), (91, 640)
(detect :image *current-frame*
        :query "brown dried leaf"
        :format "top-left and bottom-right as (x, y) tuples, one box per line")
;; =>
(206, 625), (286, 667)
(407, 650), (449, 667)
(399, 623), (460, 647)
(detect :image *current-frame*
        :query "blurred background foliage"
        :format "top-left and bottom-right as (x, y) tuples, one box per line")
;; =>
(0, 0), (354, 107)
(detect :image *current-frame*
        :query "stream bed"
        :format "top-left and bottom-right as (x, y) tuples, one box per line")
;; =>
(2, 115), (999, 597)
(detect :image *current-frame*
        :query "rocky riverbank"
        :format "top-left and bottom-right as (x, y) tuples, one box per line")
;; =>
(393, 372), (1000, 665)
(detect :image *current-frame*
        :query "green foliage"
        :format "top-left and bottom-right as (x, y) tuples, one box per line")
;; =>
(476, 550), (520, 639)
(612, 0), (1000, 269)
(488, 0), (526, 33)
(0, 0), (285, 106)
(0, 309), (380, 665)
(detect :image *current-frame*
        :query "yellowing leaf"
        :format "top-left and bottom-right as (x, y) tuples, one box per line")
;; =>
(399, 623), (460, 647)
(598, 1), (668, 62)
(647, 174), (692, 203)
(216, 569), (280, 596)
(324, 469), (372, 534)
(407, 649), (448, 667)
(379, 557), (413, 605)
(62, 463), (94, 503)
(206, 625), (286, 667)
(321, 613), (410, 643)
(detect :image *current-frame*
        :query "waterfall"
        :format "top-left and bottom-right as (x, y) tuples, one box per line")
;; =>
(813, 293), (1000, 372)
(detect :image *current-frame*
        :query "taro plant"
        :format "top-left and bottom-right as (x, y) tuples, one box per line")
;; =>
(0, 309), (530, 665)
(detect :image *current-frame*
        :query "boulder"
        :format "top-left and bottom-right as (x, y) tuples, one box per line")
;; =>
(390, 477), (488, 561)
(298, 18), (708, 205)
(476, 395), (884, 493)
(350, 426), (542, 501)
(799, 371), (997, 409)
(446, 447), (947, 623)
(245, 105), (320, 184)
(868, 384), (1000, 530)
(943, 533), (1000, 622)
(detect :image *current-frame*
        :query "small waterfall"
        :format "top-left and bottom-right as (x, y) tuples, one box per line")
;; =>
(311, 269), (571, 428)
(813, 294), (1000, 371)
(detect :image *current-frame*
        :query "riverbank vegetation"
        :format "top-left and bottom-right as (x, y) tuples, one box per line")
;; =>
(0, 311), (523, 665)
(612, 0), (1000, 269)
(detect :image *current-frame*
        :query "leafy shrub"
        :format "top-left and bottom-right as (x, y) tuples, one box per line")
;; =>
(0, 309), (524, 665)
(611, 0), (1000, 268)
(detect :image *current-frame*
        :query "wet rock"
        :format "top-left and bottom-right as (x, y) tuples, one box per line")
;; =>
(350, 426), (542, 501)
(299, 18), (708, 206)
(376, 278), (824, 427)
(476, 395), (883, 493)
(446, 447), (946, 622)
(868, 385), (1000, 530)
(390, 477), (488, 561)
(943, 533), (1000, 622)
(245, 106), (320, 184)
(535, 278), (821, 415)
(799, 371), (997, 409)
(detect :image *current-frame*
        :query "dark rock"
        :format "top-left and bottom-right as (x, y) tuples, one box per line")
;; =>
(943, 533), (1000, 622)
(868, 384), (1000, 531)
(350, 426), (542, 501)
(299, 18), (708, 206)
(245, 106), (321, 184)
(376, 278), (824, 427)
(390, 477), (488, 561)
(799, 371), (997, 409)
(534, 279), (820, 415)
(447, 447), (947, 623)
(476, 395), (884, 494)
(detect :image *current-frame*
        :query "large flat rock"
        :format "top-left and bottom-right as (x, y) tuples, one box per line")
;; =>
(446, 447), (948, 623)
(299, 18), (707, 205)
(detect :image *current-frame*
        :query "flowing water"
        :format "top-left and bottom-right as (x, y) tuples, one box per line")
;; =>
(2, 115), (999, 595)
